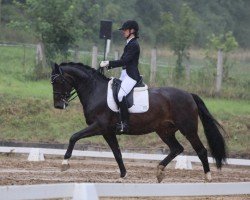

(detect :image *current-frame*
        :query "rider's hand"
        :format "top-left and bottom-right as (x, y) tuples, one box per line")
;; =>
(100, 61), (109, 68)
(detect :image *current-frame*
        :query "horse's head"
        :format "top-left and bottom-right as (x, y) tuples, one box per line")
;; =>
(51, 63), (74, 109)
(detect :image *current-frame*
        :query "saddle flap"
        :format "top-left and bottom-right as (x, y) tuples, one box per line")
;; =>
(111, 78), (133, 108)
(107, 78), (149, 113)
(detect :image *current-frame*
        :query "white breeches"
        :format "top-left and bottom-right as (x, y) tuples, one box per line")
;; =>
(118, 71), (137, 102)
(119, 69), (127, 81)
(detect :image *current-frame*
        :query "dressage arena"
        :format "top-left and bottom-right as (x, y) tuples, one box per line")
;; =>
(0, 147), (250, 199)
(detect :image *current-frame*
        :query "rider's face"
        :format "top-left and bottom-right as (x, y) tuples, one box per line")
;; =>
(122, 29), (130, 38)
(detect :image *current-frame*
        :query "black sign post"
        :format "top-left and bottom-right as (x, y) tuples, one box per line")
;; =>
(99, 20), (112, 60)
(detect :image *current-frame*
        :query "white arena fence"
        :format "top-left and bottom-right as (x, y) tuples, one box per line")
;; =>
(1, 182), (250, 200)
(1, 146), (250, 199)
(0, 146), (250, 166)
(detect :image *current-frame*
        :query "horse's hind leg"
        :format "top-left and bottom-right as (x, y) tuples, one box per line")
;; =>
(178, 123), (211, 182)
(186, 134), (211, 182)
(156, 129), (184, 183)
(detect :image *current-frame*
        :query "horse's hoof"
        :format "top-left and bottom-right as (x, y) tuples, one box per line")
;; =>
(61, 160), (70, 172)
(61, 164), (70, 172)
(115, 173), (126, 183)
(120, 172), (127, 179)
(204, 172), (212, 182)
(156, 165), (165, 183)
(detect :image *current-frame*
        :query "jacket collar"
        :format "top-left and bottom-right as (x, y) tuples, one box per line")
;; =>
(126, 37), (135, 45)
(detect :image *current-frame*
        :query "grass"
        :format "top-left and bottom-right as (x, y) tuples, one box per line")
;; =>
(0, 45), (249, 157)
(204, 98), (250, 116)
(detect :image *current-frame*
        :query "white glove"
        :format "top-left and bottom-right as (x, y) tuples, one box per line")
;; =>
(100, 61), (109, 68)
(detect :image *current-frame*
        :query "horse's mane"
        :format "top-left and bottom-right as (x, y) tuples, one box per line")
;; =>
(59, 62), (110, 81)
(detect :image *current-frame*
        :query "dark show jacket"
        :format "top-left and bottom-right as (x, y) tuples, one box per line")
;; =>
(108, 38), (141, 82)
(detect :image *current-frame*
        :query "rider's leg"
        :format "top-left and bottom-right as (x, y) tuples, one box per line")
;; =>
(117, 97), (129, 132)
(117, 75), (136, 132)
(119, 69), (127, 81)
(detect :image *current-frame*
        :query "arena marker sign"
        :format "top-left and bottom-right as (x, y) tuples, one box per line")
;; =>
(175, 155), (192, 170)
(28, 148), (45, 161)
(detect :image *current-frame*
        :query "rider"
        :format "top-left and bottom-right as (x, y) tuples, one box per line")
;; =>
(100, 20), (141, 133)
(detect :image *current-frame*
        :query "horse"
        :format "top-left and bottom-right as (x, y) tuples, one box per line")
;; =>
(51, 62), (227, 182)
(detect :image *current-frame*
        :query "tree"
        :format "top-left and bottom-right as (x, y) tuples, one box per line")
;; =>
(11, 0), (84, 62)
(205, 31), (238, 80)
(158, 4), (197, 79)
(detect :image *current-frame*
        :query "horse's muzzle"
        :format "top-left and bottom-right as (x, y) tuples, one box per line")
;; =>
(54, 101), (68, 109)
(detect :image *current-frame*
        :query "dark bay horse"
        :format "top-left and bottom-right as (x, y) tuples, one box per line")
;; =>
(51, 62), (227, 182)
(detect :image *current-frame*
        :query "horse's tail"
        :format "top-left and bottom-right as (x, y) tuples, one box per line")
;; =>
(191, 93), (227, 168)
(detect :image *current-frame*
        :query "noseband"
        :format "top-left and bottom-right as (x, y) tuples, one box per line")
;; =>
(51, 74), (78, 104)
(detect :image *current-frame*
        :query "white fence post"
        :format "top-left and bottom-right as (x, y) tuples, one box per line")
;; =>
(150, 48), (157, 85)
(92, 45), (98, 69)
(114, 50), (119, 60)
(215, 49), (223, 95)
(36, 42), (45, 68)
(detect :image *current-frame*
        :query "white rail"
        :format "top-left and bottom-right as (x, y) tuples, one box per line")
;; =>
(0, 146), (250, 166)
(0, 182), (249, 200)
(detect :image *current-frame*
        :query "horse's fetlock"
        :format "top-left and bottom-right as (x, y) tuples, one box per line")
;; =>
(120, 170), (127, 178)
(64, 153), (72, 159)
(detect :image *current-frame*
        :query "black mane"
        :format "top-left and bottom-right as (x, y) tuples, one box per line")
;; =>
(59, 62), (110, 81)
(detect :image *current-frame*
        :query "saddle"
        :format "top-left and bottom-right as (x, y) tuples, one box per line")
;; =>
(107, 77), (149, 113)
(112, 78), (145, 108)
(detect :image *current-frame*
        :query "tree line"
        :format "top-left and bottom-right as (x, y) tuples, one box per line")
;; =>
(1, 0), (249, 46)
(0, 0), (245, 79)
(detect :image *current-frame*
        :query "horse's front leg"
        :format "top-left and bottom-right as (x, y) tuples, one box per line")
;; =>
(61, 122), (100, 171)
(103, 134), (127, 178)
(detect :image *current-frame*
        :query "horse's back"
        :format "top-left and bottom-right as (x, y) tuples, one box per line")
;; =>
(148, 86), (198, 121)
(149, 86), (194, 103)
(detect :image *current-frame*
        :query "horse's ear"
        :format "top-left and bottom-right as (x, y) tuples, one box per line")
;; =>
(54, 63), (59, 70)
(53, 63), (61, 74)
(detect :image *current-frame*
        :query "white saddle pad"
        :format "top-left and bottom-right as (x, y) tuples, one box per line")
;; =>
(107, 78), (149, 113)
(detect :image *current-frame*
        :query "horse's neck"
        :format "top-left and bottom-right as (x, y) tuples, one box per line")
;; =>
(65, 67), (108, 113)
(77, 79), (107, 111)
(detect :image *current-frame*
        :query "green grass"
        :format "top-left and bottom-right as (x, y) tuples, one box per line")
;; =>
(0, 45), (249, 157)
(204, 98), (250, 116)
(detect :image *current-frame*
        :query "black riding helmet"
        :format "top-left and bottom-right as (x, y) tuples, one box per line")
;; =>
(119, 20), (139, 38)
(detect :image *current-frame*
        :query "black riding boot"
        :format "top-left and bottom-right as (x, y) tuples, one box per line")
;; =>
(116, 97), (129, 133)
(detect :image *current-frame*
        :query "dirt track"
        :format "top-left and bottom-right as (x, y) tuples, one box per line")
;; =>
(0, 154), (249, 199)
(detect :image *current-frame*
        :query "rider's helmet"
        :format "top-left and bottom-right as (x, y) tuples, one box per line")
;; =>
(119, 20), (139, 38)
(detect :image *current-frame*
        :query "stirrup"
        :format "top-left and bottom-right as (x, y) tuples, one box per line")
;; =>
(116, 122), (129, 133)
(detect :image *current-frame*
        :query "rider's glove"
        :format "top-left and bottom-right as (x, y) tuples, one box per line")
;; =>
(100, 61), (109, 68)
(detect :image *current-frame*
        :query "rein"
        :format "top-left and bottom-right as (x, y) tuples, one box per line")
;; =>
(51, 64), (109, 105)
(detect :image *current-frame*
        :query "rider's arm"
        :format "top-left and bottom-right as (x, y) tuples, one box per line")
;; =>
(108, 43), (139, 69)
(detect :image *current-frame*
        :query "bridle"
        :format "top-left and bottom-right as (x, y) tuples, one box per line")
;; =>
(51, 73), (78, 104)
(51, 65), (104, 105)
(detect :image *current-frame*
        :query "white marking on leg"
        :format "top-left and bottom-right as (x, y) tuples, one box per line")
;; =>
(205, 171), (212, 182)
(62, 159), (69, 165)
